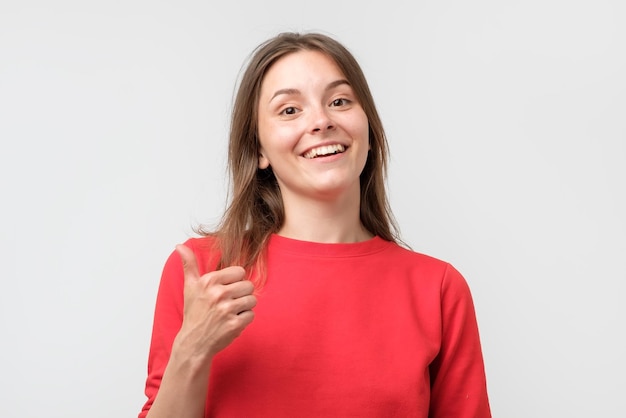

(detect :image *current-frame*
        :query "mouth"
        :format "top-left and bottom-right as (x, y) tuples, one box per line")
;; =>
(302, 144), (347, 159)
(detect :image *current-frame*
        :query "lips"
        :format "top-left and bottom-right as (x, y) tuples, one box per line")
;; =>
(302, 144), (346, 159)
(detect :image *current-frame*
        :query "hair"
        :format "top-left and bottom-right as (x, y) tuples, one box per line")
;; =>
(199, 31), (403, 277)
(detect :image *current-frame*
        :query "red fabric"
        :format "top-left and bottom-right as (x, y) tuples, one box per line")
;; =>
(139, 235), (491, 417)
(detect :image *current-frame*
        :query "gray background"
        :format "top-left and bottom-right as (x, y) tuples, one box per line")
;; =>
(1, 1), (624, 417)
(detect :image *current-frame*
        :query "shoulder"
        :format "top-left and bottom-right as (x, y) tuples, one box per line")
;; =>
(381, 240), (469, 290)
(182, 235), (219, 252)
(383, 240), (452, 272)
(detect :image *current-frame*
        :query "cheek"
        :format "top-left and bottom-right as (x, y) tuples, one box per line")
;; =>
(260, 124), (302, 153)
(354, 115), (371, 159)
(257, 124), (297, 167)
(351, 114), (370, 145)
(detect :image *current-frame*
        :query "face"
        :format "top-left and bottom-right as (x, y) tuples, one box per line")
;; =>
(257, 50), (370, 202)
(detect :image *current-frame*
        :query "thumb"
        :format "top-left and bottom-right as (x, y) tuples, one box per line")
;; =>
(175, 244), (201, 281)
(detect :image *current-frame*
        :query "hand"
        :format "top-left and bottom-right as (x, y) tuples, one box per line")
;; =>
(173, 244), (257, 364)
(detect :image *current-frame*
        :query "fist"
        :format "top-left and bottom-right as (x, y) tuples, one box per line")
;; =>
(174, 244), (257, 361)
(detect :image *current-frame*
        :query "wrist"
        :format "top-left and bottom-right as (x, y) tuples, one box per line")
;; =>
(170, 333), (215, 378)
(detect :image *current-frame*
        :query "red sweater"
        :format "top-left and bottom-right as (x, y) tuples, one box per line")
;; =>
(140, 235), (491, 417)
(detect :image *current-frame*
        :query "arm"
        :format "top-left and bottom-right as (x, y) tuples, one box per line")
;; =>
(428, 264), (491, 418)
(139, 242), (256, 418)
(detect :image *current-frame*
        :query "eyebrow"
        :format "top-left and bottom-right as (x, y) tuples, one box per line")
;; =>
(269, 79), (351, 102)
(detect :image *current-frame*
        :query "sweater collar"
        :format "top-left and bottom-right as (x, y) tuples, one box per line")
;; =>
(267, 234), (391, 258)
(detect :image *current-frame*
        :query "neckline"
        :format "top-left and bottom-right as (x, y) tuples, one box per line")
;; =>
(268, 234), (391, 258)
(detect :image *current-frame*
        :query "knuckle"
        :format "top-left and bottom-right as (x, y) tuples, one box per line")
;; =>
(248, 295), (258, 308)
(239, 311), (255, 327)
(211, 282), (238, 299)
(216, 301), (233, 316)
(205, 286), (223, 302)
(225, 318), (244, 335)
(204, 271), (220, 285)
(230, 265), (246, 276)
(243, 281), (255, 293)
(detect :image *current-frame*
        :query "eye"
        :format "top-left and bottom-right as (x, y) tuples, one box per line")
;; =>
(330, 98), (350, 107)
(279, 106), (299, 116)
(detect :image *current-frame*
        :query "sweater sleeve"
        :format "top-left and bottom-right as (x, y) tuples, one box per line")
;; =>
(428, 264), (491, 418)
(138, 246), (186, 418)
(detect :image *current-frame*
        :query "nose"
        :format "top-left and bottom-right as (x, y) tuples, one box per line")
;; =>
(310, 106), (335, 133)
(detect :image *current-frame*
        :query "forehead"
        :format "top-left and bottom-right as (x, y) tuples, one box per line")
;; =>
(260, 50), (346, 91)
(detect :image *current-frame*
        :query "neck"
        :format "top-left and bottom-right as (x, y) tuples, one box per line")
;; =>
(277, 188), (373, 243)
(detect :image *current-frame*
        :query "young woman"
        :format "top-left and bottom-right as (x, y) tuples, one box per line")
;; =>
(139, 32), (491, 418)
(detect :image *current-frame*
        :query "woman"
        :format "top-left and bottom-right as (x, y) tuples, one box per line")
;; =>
(139, 32), (491, 418)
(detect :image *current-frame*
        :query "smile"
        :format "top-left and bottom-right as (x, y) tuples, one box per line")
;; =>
(303, 144), (346, 159)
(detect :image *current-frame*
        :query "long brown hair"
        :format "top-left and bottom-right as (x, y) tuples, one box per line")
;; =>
(200, 31), (402, 274)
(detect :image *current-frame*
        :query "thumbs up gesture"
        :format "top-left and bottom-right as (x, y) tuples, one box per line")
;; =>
(173, 244), (257, 365)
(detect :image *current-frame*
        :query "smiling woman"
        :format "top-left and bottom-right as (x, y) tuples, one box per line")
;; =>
(257, 50), (371, 240)
(138, 32), (492, 418)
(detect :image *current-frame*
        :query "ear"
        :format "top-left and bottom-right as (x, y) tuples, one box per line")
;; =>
(258, 152), (270, 169)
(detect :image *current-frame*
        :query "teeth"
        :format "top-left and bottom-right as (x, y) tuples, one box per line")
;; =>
(303, 144), (346, 159)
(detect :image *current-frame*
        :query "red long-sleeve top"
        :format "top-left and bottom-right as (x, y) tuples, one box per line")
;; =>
(140, 235), (491, 417)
